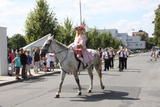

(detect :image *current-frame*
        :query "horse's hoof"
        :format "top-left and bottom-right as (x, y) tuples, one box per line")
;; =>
(88, 89), (92, 93)
(55, 94), (60, 98)
(102, 85), (105, 90)
(78, 92), (82, 96)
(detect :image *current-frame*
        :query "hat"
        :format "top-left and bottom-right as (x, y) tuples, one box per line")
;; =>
(75, 25), (85, 30)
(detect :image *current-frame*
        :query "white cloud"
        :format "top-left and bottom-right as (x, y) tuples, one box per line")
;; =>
(107, 10), (155, 36)
(0, 0), (35, 36)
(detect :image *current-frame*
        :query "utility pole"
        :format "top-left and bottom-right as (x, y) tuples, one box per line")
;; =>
(79, 0), (82, 25)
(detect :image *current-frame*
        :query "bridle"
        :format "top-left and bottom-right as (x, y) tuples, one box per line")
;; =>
(46, 39), (69, 64)
(55, 49), (68, 65)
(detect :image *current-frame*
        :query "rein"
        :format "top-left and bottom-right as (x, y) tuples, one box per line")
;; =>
(54, 49), (68, 64)
(55, 49), (67, 54)
(46, 39), (69, 65)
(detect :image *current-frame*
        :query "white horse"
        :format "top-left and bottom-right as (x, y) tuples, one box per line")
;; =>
(40, 35), (105, 98)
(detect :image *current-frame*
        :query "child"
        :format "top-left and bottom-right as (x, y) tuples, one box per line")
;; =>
(13, 53), (21, 80)
(26, 50), (32, 76)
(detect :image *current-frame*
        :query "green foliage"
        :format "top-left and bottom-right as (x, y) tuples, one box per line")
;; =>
(55, 21), (120, 49)
(23, 0), (120, 49)
(153, 5), (160, 46)
(146, 37), (156, 49)
(55, 18), (74, 45)
(136, 33), (147, 41)
(86, 28), (121, 49)
(8, 34), (27, 49)
(25, 0), (58, 43)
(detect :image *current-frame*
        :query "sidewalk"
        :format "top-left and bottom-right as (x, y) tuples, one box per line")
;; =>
(0, 68), (61, 86)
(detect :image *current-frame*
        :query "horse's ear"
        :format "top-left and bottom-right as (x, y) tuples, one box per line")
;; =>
(47, 34), (53, 40)
(52, 35), (55, 39)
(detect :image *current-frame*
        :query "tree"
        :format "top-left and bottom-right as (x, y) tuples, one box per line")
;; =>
(25, 0), (58, 43)
(146, 37), (156, 49)
(56, 18), (74, 45)
(136, 33), (147, 41)
(153, 5), (160, 46)
(8, 34), (27, 49)
(86, 28), (120, 49)
(86, 28), (99, 49)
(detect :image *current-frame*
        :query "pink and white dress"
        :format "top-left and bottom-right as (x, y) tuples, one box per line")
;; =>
(69, 34), (95, 64)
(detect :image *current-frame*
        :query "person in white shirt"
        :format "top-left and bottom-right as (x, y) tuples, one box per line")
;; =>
(110, 47), (115, 68)
(124, 47), (129, 69)
(117, 47), (125, 71)
(102, 48), (110, 71)
(46, 53), (55, 71)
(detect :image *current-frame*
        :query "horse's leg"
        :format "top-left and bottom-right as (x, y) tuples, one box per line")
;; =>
(73, 71), (82, 95)
(56, 70), (66, 98)
(87, 67), (93, 93)
(95, 64), (105, 90)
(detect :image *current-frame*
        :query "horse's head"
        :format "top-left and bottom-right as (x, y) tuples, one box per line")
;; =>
(40, 35), (54, 57)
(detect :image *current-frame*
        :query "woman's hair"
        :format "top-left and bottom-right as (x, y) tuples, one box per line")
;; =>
(35, 47), (40, 53)
(75, 29), (85, 38)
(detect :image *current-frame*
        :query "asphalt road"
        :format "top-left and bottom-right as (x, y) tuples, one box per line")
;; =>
(0, 53), (160, 107)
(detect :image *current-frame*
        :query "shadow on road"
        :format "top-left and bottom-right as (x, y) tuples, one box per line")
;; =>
(70, 90), (139, 102)
(123, 69), (141, 73)
(22, 73), (59, 83)
(22, 77), (47, 83)
(102, 73), (121, 76)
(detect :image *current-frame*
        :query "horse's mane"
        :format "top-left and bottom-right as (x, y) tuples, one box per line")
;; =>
(53, 39), (69, 50)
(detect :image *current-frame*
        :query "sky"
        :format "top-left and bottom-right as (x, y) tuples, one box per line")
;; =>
(0, 0), (160, 37)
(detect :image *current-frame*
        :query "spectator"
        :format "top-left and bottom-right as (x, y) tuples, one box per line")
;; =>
(13, 53), (21, 80)
(20, 49), (28, 79)
(46, 53), (55, 71)
(110, 47), (115, 68)
(10, 49), (15, 62)
(124, 47), (129, 69)
(9, 49), (16, 75)
(26, 50), (32, 76)
(117, 47), (125, 71)
(33, 47), (40, 73)
(7, 48), (13, 76)
(103, 48), (110, 71)
(98, 48), (103, 58)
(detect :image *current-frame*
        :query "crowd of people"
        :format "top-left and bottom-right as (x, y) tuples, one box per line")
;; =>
(7, 47), (56, 80)
(7, 24), (130, 80)
(98, 46), (129, 72)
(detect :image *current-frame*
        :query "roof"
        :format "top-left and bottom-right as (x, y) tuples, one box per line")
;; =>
(23, 34), (51, 50)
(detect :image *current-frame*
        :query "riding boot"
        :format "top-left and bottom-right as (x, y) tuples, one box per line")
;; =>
(83, 63), (88, 69)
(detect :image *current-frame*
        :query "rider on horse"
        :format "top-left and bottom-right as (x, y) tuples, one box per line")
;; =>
(69, 25), (93, 66)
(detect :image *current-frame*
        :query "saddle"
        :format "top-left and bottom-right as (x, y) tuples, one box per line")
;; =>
(73, 48), (88, 70)
(74, 44), (83, 58)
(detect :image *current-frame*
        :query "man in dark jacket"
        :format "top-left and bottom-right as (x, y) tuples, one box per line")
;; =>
(33, 48), (40, 73)
(103, 48), (110, 71)
(20, 49), (28, 79)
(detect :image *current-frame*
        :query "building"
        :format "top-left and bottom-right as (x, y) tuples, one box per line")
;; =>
(0, 27), (8, 76)
(92, 28), (146, 50)
(132, 30), (148, 41)
(127, 36), (146, 49)
(23, 34), (51, 55)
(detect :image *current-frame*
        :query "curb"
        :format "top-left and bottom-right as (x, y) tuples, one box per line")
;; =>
(0, 71), (60, 87)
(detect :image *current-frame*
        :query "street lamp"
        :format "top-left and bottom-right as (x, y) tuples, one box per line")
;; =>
(79, 0), (82, 24)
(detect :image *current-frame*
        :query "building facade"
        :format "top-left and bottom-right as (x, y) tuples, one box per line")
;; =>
(94, 29), (146, 50)
(0, 27), (8, 76)
(132, 30), (148, 41)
